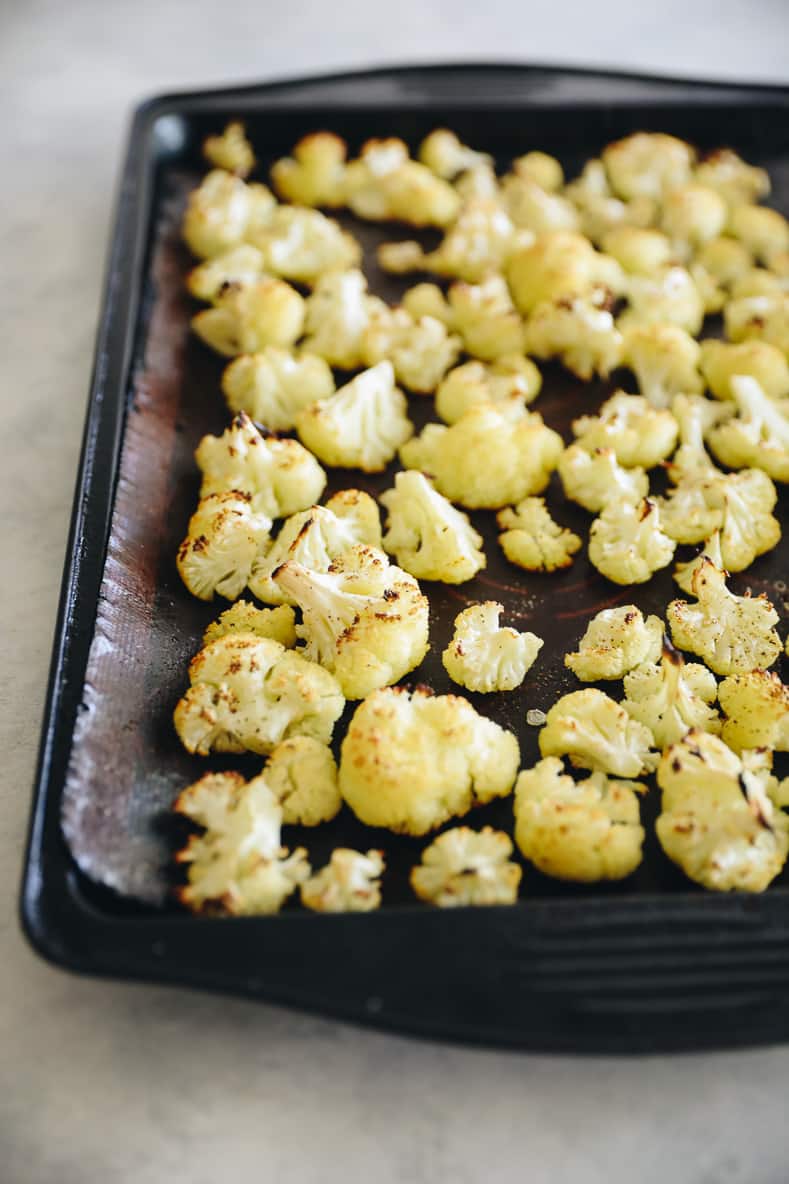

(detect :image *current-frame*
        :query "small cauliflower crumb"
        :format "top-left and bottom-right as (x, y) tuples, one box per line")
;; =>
(411, 827), (521, 907)
(496, 497), (582, 572)
(301, 849), (385, 913)
(442, 602), (543, 693)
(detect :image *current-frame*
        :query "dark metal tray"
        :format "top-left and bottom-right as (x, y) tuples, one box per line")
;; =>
(21, 63), (789, 1053)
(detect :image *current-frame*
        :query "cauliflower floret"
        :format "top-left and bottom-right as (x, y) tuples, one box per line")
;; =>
(731, 268), (789, 300)
(623, 323), (703, 408)
(454, 161), (500, 201)
(622, 640), (721, 750)
(514, 757), (645, 882)
(618, 266), (704, 335)
(496, 497), (582, 572)
(572, 392), (679, 469)
(707, 375), (789, 482)
(667, 558), (782, 675)
(507, 231), (625, 315)
(203, 121), (255, 177)
(513, 151), (564, 192)
(344, 137), (460, 226)
(724, 293), (789, 355)
(673, 530), (724, 595)
(418, 128), (492, 179)
(524, 289), (624, 380)
(435, 357), (541, 424)
(694, 148), (770, 207)
(728, 204), (789, 265)
(274, 545), (429, 700)
(700, 339), (789, 401)
(588, 497), (676, 584)
(187, 244), (268, 302)
(602, 132), (695, 200)
(660, 184), (728, 258)
(400, 404), (563, 510)
(338, 686), (520, 835)
(558, 444), (649, 513)
(301, 269), (380, 370)
(664, 464), (780, 572)
(656, 730), (789, 892)
(301, 849), (385, 913)
(538, 688), (657, 777)
(203, 600), (297, 648)
(719, 671), (789, 753)
(296, 362), (413, 472)
(447, 275), (527, 360)
(174, 635), (344, 755)
(221, 347), (334, 432)
(173, 772), (309, 915)
(176, 492), (271, 602)
(182, 170), (276, 259)
(270, 132), (347, 207)
(261, 735), (341, 826)
(195, 412), (326, 519)
(246, 205), (361, 284)
(694, 236), (753, 288)
(564, 159), (657, 245)
(379, 199), (523, 283)
(380, 471), (485, 584)
(564, 605), (663, 681)
(248, 489), (382, 605)
(361, 306), (461, 393)
(191, 278), (305, 356)
(601, 226), (672, 275)
(410, 827), (521, 906)
(501, 173), (580, 234)
(442, 602), (543, 693)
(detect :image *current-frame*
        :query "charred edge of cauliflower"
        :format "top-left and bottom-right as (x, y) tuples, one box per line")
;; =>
(442, 602), (543, 693)
(718, 670), (789, 753)
(176, 491), (271, 602)
(410, 827), (521, 907)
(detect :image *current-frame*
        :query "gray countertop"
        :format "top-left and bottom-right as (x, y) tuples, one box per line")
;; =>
(3, 2), (788, 1180)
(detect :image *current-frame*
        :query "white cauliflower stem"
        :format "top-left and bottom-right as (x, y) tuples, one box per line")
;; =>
(411, 828), (521, 907)
(301, 849), (385, 913)
(539, 688), (657, 776)
(442, 602), (543, 693)
(380, 470), (486, 584)
(564, 606), (663, 681)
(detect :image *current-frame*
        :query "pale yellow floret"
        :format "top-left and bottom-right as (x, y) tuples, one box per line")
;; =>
(660, 184), (728, 259)
(673, 531), (724, 595)
(182, 170), (276, 259)
(728, 204), (789, 266)
(539, 688), (657, 777)
(361, 305), (461, 393)
(221, 347), (334, 432)
(507, 231), (625, 315)
(602, 132), (695, 200)
(718, 671), (789, 753)
(706, 375), (789, 482)
(513, 151), (564, 192)
(344, 137), (460, 226)
(191, 278), (305, 356)
(379, 198), (525, 283)
(176, 492), (271, 602)
(187, 244), (268, 302)
(270, 132), (348, 207)
(442, 602), (543, 693)
(524, 289), (624, 380)
(564, 158), (657, 245)
(724, 292), (789, 356)
(447, 275), (527, 360)
(418, 129), (492, 179)
(496, 497), (582, 572)
(623, 323), (703, 408)
(411, 828), (521, 906)
(618, 265), (704, 336)
(700, 339), (789, 401)
(203, 601), (297, 648)
(731, 268), (789, 300)
(694, 236), (753, 288)
(601, 226), (672, 274)
(380, 471), (486, 584)
(694, 149), (770, 206)
(301, 849), (385, 913)
(435, 357), (541, 424)
(588, 497), (676, 585)
(203, 121), (255, 177)
(261, 736), (341, 826)
(558, 445), (649, 513)
(301, 269), (382, 370)
(246, 206), (361, 284)
(622, 641), (721, 750)
(572, 391), (679, 468)
(501, 173), (580, 234)
(564, 606), (663, 682)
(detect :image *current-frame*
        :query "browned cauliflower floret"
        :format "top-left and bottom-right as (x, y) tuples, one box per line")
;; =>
(296, 362), (413, 472)
(203, 121), (255, 177)
(192, 278), (305, 356)
(539, 688), (658, 777)
(623, 323), (703, 408)
(435, 357), (541, 424)
(622, 639), (721, 750)
(602, 132), (695, 200)
(410, 828), (521, 907)
(706, 376), (789, 483)
(564, 605), (663, 682)
(524, 289), (624, 380)
(360, 305), (462, 393)
(380, 471), (486, 584)
(428, 275), (528, 361)
(514, 757), (645, 882)
(270, 132), (348, 207)
(344, 137), (460, 226)
(700, 339), (789, 402)
(719, 671), (789, 753)
(496, 497), (582, 572)
(182, 170), (276, 259)
(672, 531), (724, 595)
(176, 492), (271, 602)
(245, 206), (361, 284)
(379, 198), (524, 283)
(724, 293), (789, 356)
(442, 602), (543, 693)
(203, 600), (297, 648)
(221, 347), (334, 432)
(588, 497), (676, 585)
(618, 266), (704, 336)
(187, 244), (268, 303)
(173, 635), (344, 756)
(339, 686), (520, 835)
(301, 849), (385, 913)
(261, 735), (341, 826)
(507, 231), (625, 315)
(572, 392), (679, 469)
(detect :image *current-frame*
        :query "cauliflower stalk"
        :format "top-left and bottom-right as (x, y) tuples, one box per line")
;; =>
(564, 606), (663, 681)
(203, 600), (297, 648)
(301, 849), (385, 913)
(411, 828), (521, 907)
(719, 671), (789, 753)
(273, 545), (430, 700)
(380, 470), (486, 584)
(588, 497), (676, 585)
(435, 357), (541, 424)
(539, 688), (657, 777)
(177, 492), (271, 602)
(496, 497), (582, 572)
(442, 602), (543, 693)
(622, 640), (721, 750)
(339, 686), (520, 835)
(221, 347), (334, 431)
(707, 375), (789, 482)
(572, 392), (679, 469)
(558, 444), (649, 513)
(514, 757), (645, 882)
(261, 735), (341, 826)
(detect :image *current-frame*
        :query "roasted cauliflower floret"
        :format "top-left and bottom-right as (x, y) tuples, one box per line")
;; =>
(400, 404), (563, 510)
(660, 183), (728, 258)
(602, 132), (695, 200)
(173, 772), (309, 915)
(261, 735), (341, 826)
(707, 376), (789, 482)
(501, 173), (580, 234)
(496, 497), (582, 572)
(270, 132), (347, 207)
(379, 199), (522, 283)
(672, 531), (724, 595)
(524, 289), (624, 380)
(300, 269), (380, 370)
(731, 268), (789, 300)
(442, 602), (543, 693)
(274, 545), (429, 700)
(418, 128), (492, 179)
(729, 204), (789, 266)
(411, 827), (521, 907)
(588, 497), (676, 585)
(174, 635), (344, 755)
(656, 730), (789, 892)
(623, 323), (703, 408)
(601, 226), (672, 275)
(360, 306), (461, 393)
(338, 686), (520, 834)
(694, 235), (753, 288)
(539, 688), (657, 777)
(664, 466), (780, 572)
(446, 275), (527, 361)
(248, 489), (382, 605)
(694, 148), (770, 207)
(187, 244), (268, 302)
(221, 347), (334, 431)
(719, 671), (789, 753)
(380, 471), (485, 584)
(558, 444), (649, 513)
(182, 170), (276, 259)
(724, 293), (789, 356)
(246, 205), (361, 284)
(662, 391), (722, 487)
(195, 412), (325, 520)
(203, 121), (255, 177)
(514, 757), (645, 882)
(564, 605), (663, 681)
(177, 492), (271, 602)
(513, 150), (564, 192)
(435, 357), (541, 424)
(618, 266), (704, 336)
(667, 559), (782, 675)
(296, 362), (413, 472)
(572, 392), (679, 469)
(507, 231), (625, 315)
(564, 158), (657, 245)
(191, 278), (305, 356)
(344, 137), (460, 226)
(700, 338), (789, 402)
(301, 849), (385, 913)
(622, 640), (721, 750)
(202, 600), (297, 648)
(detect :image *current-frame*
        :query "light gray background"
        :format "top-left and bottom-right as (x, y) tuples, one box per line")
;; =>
(3, 2), (789, 1181)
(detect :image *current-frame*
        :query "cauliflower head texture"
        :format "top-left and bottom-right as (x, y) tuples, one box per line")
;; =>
(602, 132), (695, 200)
(618, 265), (704, 336)
(246, 205), (361, 284)
(572, 392), (679, 469)
(564, 605), (663, 681)
(442, 602), (543, 693)
(623, 323), (703, 408)
(300, 269), (380, 369)
(558, 444), (649, 513)
(694, 148), (770, 207)
(410, 827), (521, 907)
(270, 131), (348, 207)
(203, 600), (297, 648)
(700, 339), (789, 402)
(435, 357), (541, 425)
(724, 293), (789, 356)
(221, 347), (335, 431)
(261, 735), (341, 826)
(588, 497), (676, 585)
(361, 306), (461, 393)
(380, 199), (523, 283)
(203, 121), (255, 177)
(301, 849), (385, 913)
(539, 688), (657, 777)
(719, 671), (789, 753)
(182, 170), (275, 259)
(191, 278), (305, 356)
(622, 641), (721, 750)
(496, 497), (582, 572)
(524, 290), (624, 380)
(507, 231), (624, 315)
(177, 492), (271, 602)
(418, 128), (493, 179)
(380, 470), (486, 584)
(187, 244), (268, 303)
(344, 137), (460, 226)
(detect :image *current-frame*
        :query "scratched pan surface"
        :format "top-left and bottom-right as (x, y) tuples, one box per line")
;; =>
(21, 66), (789, 1052)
